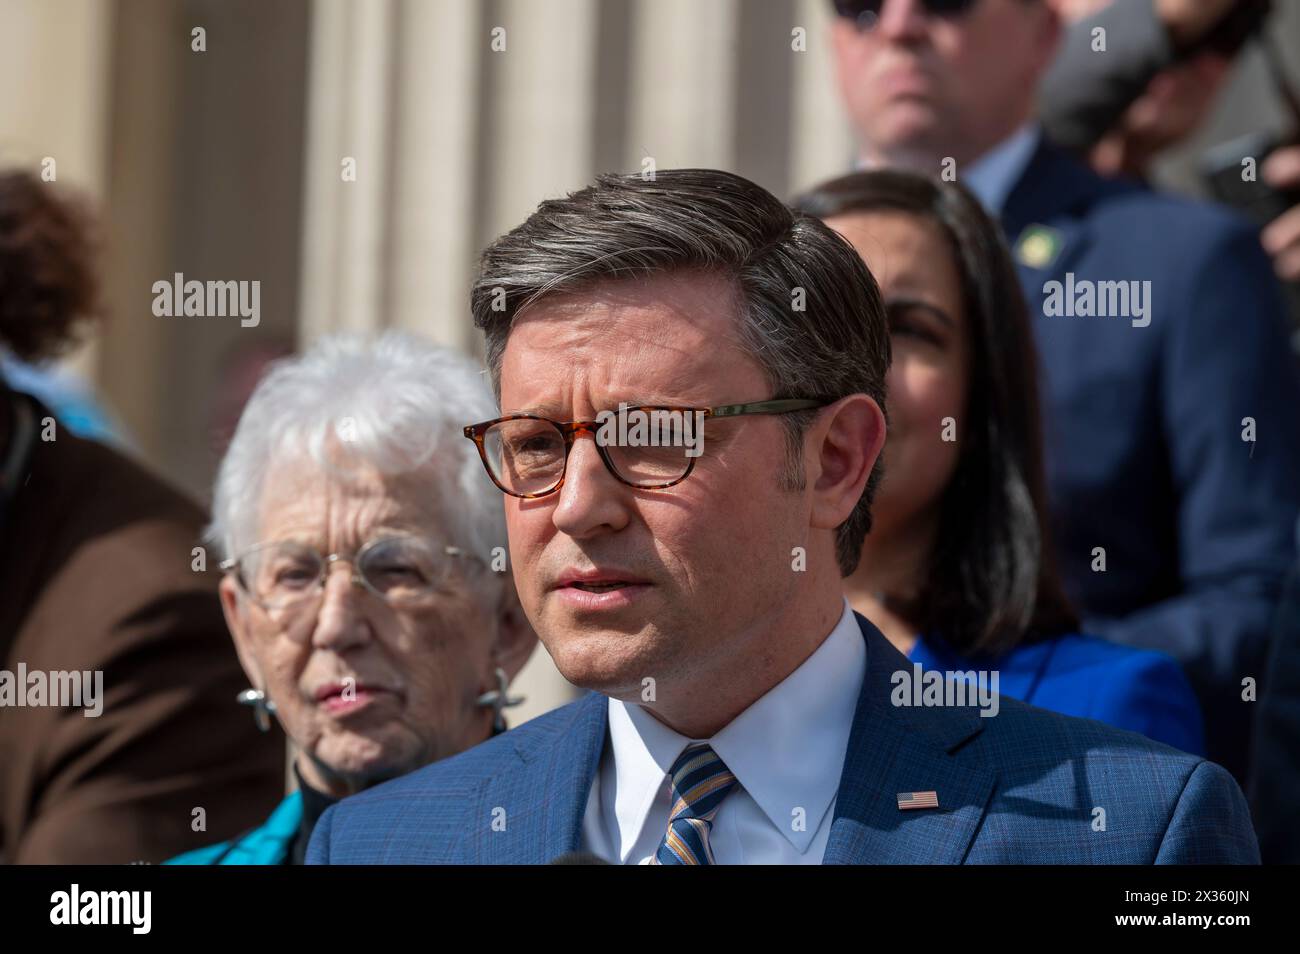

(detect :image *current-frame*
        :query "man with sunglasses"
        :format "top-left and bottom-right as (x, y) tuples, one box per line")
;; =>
(828, 0), (1300, 787)
(309, 168), (1256, 864)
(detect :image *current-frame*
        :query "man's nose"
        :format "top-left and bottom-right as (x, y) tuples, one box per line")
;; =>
(550, 434), (632, 540)
(876, 0), (931, 40)
(309, 563), (373, 652)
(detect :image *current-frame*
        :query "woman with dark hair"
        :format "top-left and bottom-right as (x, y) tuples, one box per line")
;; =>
(795, 169), (1204, 753)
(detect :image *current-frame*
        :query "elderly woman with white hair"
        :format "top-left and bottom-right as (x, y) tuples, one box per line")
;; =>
(167, 332), (536, 865)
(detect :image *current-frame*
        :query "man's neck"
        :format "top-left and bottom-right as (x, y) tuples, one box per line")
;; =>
(641, 582), (847, 739)
(843, 513), (937, 654)
(858, 116), (1034, 177)
(858, 141), (959, 173)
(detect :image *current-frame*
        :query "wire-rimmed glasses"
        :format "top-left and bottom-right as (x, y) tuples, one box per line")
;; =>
(220, 534), (479, 614)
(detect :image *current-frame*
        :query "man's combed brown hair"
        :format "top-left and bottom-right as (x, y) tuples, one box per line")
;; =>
(0, 170), (103, 362)
(469, 168), (890, 576)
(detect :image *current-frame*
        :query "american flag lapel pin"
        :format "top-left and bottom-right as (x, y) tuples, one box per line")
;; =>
(897, 790), (939, 811)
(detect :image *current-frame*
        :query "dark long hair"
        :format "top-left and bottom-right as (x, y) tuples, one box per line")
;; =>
(793, 170), (1077, 655)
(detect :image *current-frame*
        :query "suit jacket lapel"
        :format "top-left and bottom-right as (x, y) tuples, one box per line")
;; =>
(1001, 139), (1098, 288)
(823, 616), (996, 865)
(1001, 139), (1098, 239)
(472, 690), (608, 864)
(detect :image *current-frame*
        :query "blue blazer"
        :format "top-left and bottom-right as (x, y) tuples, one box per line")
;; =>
(909, 632), (1205, 756)
(308, 614), (1257, 864)
(1002, 141), (1300, 782)
(1250, 550), (1300, 863)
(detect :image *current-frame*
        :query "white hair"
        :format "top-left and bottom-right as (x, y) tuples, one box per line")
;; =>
(208, 331), (504, 578)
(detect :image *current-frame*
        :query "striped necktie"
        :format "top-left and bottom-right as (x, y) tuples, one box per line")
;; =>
(653, 743), (739, 865)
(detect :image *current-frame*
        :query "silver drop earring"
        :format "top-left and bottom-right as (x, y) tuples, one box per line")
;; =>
(476, 667), (524, 734)
(237, 688), (277, 733)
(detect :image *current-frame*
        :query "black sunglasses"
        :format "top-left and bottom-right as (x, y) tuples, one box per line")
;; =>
(832, 0), (979, 23)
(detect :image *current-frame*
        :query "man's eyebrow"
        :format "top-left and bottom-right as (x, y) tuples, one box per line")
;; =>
(617, 395), (702, 408)
(499, 401), (574, 417)
(503, 396), (704, 418)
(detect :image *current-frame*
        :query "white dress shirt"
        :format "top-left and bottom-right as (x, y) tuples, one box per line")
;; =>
(580, 598), (866, 864)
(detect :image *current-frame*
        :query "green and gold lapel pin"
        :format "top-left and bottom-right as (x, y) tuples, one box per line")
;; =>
(1013, 224), (1064, 270)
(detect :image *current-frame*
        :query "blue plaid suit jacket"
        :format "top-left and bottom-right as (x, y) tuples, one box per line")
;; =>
(308, 614), (1259, 864)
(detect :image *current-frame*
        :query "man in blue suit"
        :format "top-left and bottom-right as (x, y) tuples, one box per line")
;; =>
(310, 167), (1257, 864)
(828, 0), (1300, 782)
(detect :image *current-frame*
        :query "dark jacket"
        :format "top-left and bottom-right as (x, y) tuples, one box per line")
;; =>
(0, 387), (284, 863)
(1002, 140), (1300, 783)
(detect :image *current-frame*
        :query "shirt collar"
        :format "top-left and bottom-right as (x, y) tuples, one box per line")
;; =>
(605, 597), (866, 856)
(961, 123), (1041, 216)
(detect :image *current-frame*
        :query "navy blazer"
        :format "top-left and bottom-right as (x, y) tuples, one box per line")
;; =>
(909, 632), (1204, 756)
(1002, 141), (1300, 782)
(1250, 550), (1300, 863)
(308, 614), (1258, 865)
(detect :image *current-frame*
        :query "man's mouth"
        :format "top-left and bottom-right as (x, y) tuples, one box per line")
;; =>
(552, 569), (651, 609)
(567, 581), (632, 593)
(554, 567), (649, 589)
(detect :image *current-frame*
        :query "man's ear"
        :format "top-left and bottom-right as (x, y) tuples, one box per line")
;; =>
(808, 393), (886, 532)
(220, 575), (265, 690)
(1033, 1), (1064, 74)
(491, 574), (539, 683)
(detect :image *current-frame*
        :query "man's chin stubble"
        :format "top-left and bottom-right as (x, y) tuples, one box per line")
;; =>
(550, 635), (675, 700)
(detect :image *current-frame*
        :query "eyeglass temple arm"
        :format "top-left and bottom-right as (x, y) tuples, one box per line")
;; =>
(707, 398), (827, 418)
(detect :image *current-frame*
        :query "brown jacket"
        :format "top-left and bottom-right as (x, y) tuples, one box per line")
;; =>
(0, 390), (283, 863)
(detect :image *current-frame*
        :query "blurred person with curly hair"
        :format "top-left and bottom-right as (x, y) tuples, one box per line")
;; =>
(0, 170), (283, 863)
(0, 169), (119, 441)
